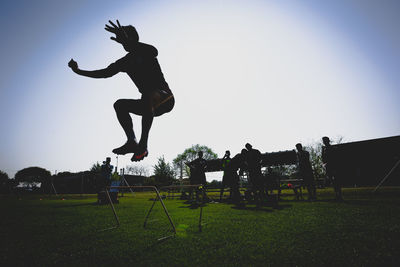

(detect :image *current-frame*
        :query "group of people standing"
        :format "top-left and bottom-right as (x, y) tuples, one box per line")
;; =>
(187, 137), (343, 204)
(295, 137), (343, 201)
(186, 143), (271, 204)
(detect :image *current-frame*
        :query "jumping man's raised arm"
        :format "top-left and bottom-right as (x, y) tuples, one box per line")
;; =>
(68, 59), (119, 78)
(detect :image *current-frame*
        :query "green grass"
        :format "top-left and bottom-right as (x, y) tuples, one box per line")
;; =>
(1, 187), (400, 266)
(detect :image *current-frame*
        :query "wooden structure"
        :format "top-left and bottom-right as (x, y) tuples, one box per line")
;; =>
(205, 150), (297, 172)
(330, 135), (400, 186)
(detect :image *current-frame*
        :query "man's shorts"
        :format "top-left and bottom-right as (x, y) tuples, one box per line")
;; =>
(154, 89), (175, 116)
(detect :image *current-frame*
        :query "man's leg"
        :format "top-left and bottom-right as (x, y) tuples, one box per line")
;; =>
(131, 93), (159, 161)
(311, 184), (317, 200)
(139, 112), (153, 152)
(132, 91), (174, 161)
(113, 99), (144, 154)
(307, 183), (316, 200)
(233, 181), (240, 203)
(220, 176), (226, 200)
(188, 188), (193, 201)
(307, 184), (313, 200)
(219, 185), (225, 201)
(333, 177), (343, 201)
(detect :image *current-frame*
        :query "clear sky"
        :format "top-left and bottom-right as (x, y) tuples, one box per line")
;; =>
(0, 0), (399, 180)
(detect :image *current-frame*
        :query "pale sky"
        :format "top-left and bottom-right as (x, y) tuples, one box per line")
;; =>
(0, 0), (399, 180)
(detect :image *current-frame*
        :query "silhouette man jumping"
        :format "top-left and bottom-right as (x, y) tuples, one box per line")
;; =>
(68, 20), (174, 161)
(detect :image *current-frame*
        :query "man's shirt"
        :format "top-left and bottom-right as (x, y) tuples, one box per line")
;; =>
(107, 42), (170, 95)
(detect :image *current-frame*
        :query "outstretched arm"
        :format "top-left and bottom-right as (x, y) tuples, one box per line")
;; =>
(68, 59), (118, 78)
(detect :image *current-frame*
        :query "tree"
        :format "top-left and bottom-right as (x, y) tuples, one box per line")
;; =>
(0, 170), (9, 193)
(264, 165), (297, 180)
(304, 136), (345, 179)
(15, 167), (52, 192)
(90, 162), (102, 173)
(143, 176), (156, 186)
(111, 171), (121, 181)
(0, 170), (8, 182)
(173, 144), (218, 179)
(207, 179), (222, 188)
(153, 156), (176, 186)
(125, 165), (149, 176)
(15, 167), (51, 184)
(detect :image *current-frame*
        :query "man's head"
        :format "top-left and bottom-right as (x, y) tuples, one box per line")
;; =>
(322, 136), (330, 146)
(105, 20), (139, 52)
(120, 25), (139, 51)
(105, 157), (111, 163)
(198, 151), (203, 158)
(245, 143), (252, 151)
(225, 150), (230, 157)
(295, 143), (303, 152)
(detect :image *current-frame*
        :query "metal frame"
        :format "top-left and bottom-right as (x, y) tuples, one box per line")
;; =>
(160, 184), (206, 232)
(373, 159), (400, 193)
(101, 186), (176, 241)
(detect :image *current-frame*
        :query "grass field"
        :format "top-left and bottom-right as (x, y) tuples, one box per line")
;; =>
(1, 187), (400, 266)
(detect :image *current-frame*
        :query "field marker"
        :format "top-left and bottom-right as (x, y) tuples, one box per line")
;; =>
(101, 185), (176, 241)
(160, 184), (207, 232)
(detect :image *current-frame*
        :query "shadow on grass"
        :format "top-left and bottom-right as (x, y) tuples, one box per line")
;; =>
(53, 202), (98, 208)
(340, 199), (387, 206)
(231, 201), (292, 212)
(231, 205), (275, 212)
(176, 200), (212, 209)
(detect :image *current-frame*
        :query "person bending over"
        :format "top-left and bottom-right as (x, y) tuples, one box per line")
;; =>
(68, 20), (174, 161)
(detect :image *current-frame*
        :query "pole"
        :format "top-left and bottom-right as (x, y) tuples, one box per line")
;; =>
(144, 196), (158, 228)
(100, 189), (120, 232)
(373, 159), (400, 193)
(154, 187), (176, 234)
(81, 174), (84, 196)
(180, 162), (183, 193)
(122, 169), (135, 197)
(120, 168), (124, 197)
(51, 176), (58, 197)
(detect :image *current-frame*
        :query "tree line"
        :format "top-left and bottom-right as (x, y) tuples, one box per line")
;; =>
(0, 139), (340, 194)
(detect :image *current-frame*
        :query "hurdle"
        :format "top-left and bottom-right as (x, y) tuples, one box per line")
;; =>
(101, 186), (176, 241)
(160, 184), (206, 232)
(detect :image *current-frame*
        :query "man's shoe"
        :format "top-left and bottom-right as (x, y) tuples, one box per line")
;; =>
(131, 149), (148, 162)
(112, 141), (138, 155)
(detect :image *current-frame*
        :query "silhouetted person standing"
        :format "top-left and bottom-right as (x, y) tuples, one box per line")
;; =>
(245, 143), (264, 204)
(322, 137), (343, 201)
(229, 149), (248, 203)
(220, 150), (232, 200)
(68, 20), (174, 161)
(296, 143), (316, 200)
(100, 157), (113, 190)
(187, 151), (207, 202)
(265, 167), (281, 199)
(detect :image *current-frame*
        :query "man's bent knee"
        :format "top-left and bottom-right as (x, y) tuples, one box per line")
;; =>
(114, 99), (134, 112)
(114, 99), (124, 111)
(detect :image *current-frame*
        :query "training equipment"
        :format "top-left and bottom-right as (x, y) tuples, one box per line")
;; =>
(101, 184), (206, 241)
(160, 184), (207, 232)
(101, 185), (176, 241)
